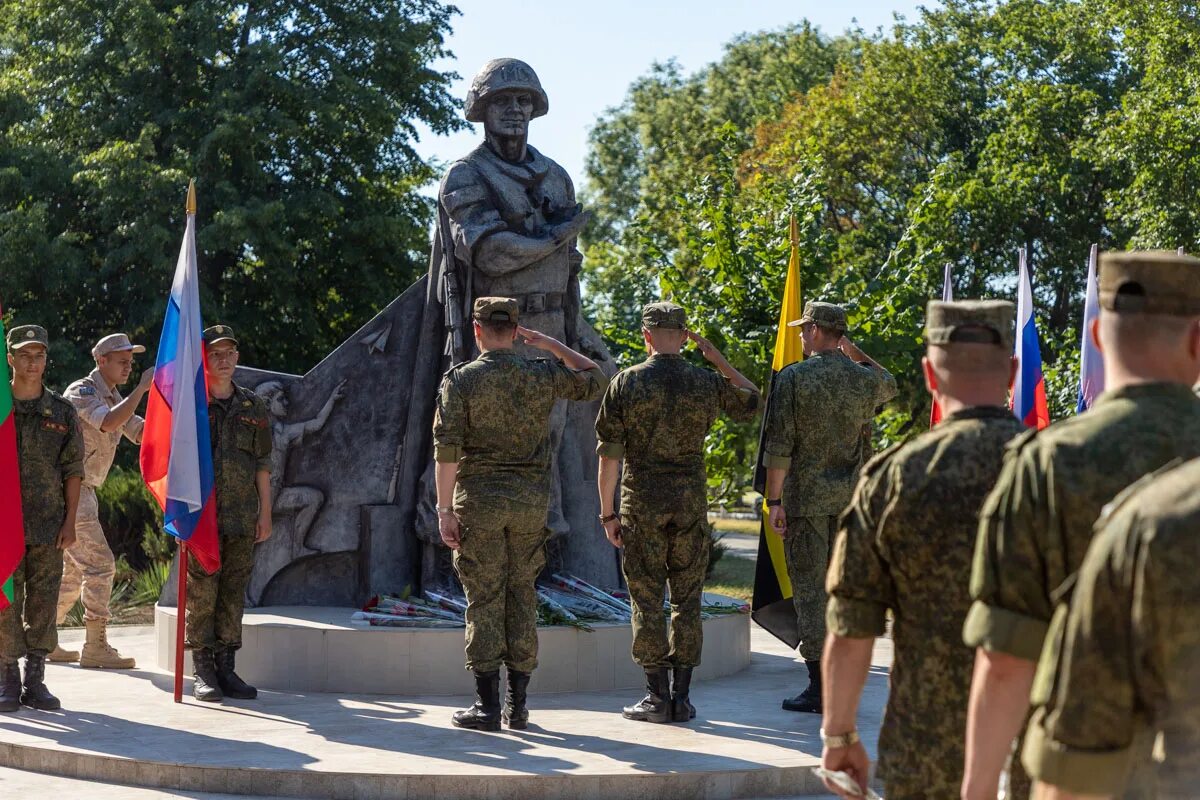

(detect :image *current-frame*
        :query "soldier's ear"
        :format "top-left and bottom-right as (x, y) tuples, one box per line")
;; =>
(921, 356), (937, 396)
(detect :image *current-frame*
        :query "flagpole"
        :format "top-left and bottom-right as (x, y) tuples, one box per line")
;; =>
(175, 542), (187, 703)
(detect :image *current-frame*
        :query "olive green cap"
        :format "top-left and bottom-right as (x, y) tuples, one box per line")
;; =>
(925, 300), (1015, 350)
(203, 325), (238, 347)
(6, 324), (48, 351)
(473, 296), (519, 324)
(641, 301), (687, 330)
(1099, 250), (1200, 316)
(788, 301), (848, 332)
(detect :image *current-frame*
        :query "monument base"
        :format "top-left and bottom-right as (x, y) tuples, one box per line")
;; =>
(154, 601), (751, 695)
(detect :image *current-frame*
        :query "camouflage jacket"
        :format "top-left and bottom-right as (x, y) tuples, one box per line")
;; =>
(965, 382), (1200, 660)
(594, 353), (760, 517)
(12, 387), (84, 545)
(827, 405), (1024, 792)
(433, 350), (608, 517)
(762, 350), (897, 516)
(1024, 456), (1200, 798)
(209, 384), (273, 538)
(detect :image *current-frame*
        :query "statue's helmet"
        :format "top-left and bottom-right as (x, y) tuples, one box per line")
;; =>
(464, 58), (549, 123)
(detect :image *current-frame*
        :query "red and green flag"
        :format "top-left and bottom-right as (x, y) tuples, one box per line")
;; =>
(0, 303), (26, 611)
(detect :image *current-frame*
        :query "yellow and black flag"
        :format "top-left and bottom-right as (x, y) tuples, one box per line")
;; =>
(750, 215), (804, 647)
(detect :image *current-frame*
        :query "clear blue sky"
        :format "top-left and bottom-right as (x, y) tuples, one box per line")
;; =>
(415, 1), (934, 189)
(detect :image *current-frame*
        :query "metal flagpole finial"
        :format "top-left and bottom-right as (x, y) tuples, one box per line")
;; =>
(186, 180), (197, 215)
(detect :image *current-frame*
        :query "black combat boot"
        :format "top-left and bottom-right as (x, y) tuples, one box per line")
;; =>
(20, 653), (60, 710)
(670, 666), (696, 722)
(191, 649), (224, 702)
(781, 659), (822, 714)
(0, 661), (20, 712)
(215, 648), (258, 699)
(622, 668), (671, 723)
(452, 670), (502, 731)
(503, 669), (531, 730)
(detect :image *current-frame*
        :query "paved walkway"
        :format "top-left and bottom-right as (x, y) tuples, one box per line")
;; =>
(0, 624), (888, 799)
(719, 530), (762, 561)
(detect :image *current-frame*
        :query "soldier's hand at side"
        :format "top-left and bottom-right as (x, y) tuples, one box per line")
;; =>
(255, 512), (273, 543)
(439, 512), (462, 550)
(821, 741), (871, 799)
(137, 368), (155, 394)
(56, 522), (77, 550)
(768, 506), (788, 537)
(602, 518), (623, 548)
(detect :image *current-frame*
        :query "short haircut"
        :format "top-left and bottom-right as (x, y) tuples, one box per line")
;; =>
(479, 320), (517, 337)
(927, 338), (1012, 375)
(1100, 310), (1196, 350)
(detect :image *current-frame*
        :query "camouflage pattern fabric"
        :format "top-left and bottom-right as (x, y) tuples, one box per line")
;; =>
(965, 383), (1200, 660)
(57, 486), (116, 622)
(761, 350), (897, 517)
(209, 384), (273, 539)
(0, 544), (64, 662)
(433, 351), (608, 517)
(452, 504), (548, 673)
(12, 390), (84, 545)
(185, 535), (256, 652)
(827, 406), (1025, 798)
(620, 511), (709, 668)
(593, 353), (759, 517)
(1022, 457), (1200, 799)
(785, 515), (837, 661)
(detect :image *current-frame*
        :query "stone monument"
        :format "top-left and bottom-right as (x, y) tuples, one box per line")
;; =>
(163, 59), (622, 608)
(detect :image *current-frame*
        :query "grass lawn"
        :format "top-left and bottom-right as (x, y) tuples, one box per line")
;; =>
(710, 516), (759, 536)
(705, 552), (755, 603)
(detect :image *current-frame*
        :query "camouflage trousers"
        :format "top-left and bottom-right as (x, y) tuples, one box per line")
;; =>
(185, 535), (255, 652)
(452, 504), (548, 674)
(784, 515), (835, 662)
(56, 486), (115, 623)
(0, 544), (63, 663)
(620, 510), (709, 669)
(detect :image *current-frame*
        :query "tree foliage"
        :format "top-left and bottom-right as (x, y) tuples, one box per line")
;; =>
(0, 0), (463, 381)
(583, 0), (1199, 497)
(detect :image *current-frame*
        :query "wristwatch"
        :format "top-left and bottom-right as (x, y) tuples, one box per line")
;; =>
(820, 728), (860, 748)
(599, 513), (619, 523)
(436, 506), (455, 515)
(765, 498), (782, 507)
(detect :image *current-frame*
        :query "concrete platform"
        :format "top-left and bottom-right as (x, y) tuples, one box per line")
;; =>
(154, 600), (752, 695)
(0, 625), (891, 800)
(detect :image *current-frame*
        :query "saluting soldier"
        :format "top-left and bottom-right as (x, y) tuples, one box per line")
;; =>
(187, 325), (273, 703)
(1, 325), (83, 712)
(820, 301), (1024, 799)
(962, 251), (1200, 800)
(594, 302), (759, 724)
(433, 297), (608, 731)
(1022, 456), (1200, 800)
(49, 333), (152, 669)
(761, 301), (897, 714)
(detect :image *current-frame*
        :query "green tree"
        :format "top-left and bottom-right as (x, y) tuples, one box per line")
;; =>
(0, 0), (463, 382)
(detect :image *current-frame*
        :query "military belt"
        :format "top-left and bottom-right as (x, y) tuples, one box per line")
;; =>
(512, 292), (565, 314)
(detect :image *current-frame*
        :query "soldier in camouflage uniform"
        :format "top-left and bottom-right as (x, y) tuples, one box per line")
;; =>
(820, 301), (1023, 799)
(962, 251), (1200, 800)
(51, 333), (152, 670)
(761, 301), (897, 714)
(1022, 457), (1200, 800)
(1, 325), (83, 712)
(433, 297), (607, 731)
(594, 302), (759, 724)
(186, 325), (273, 703)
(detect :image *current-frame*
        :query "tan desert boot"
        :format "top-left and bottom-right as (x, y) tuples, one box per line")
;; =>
(47, 644), (80, 663)
(80, 619), (136, 669)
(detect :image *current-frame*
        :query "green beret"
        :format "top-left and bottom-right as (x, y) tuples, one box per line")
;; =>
(925, 300), (1015, 350)
(642, 302), (687, 330)
(788, 301), (848, 332)
(473, 296), (519, 324)
(6, 324), (48, 351)
(1099, 251), (1200, 316)
(203, 325), (238, 347)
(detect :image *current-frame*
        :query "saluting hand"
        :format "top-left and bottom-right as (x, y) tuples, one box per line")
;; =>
(686, 330), (719, 361)
(517, 326), (562, 353)
(439, 512), (462, 550)
(136, 368), (155, 395)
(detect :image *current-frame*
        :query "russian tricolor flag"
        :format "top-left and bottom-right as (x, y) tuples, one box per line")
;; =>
(140, 182), (221, 574)
(930, 262), (954, 427)
(1012, 248), (1051, 430)
(1077, 245), (1104, 412)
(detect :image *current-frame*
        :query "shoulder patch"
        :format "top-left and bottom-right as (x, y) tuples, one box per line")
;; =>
(77, 386), (96, 396)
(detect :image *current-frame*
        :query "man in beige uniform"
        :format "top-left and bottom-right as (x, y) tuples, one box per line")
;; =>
(50, 334), (153, 668)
